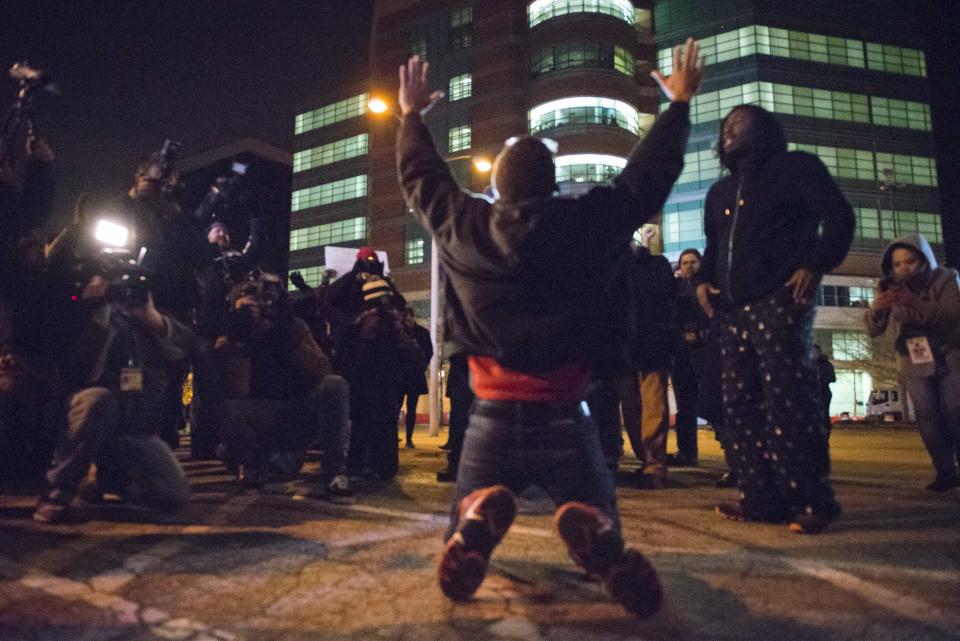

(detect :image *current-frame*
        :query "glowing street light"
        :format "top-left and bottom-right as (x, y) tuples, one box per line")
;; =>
(367, 97), (389, 114)
(473, 157), (492, 173)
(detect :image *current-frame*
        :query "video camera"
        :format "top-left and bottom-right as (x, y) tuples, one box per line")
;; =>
(75, 219), (157, 307)
(195, 161), (250, 230)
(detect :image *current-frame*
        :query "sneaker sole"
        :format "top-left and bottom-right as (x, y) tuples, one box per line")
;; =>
(438, 485), (516, 601)
(554, 502), (624, 575)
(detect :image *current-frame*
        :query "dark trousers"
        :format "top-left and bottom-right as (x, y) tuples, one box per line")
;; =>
(447, 399), (619, 540)
(445, 384), (474, 476)
(672, 346), (702, 460)
(46, 387), (189, 512)
(348, 386), (400, 479)
(398, 392), (421, 443)
(223, 375), (350, 480)
(718, 289), (838, 520)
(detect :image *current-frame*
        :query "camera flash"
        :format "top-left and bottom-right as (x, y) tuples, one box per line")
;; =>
(95, 219), (129, 248)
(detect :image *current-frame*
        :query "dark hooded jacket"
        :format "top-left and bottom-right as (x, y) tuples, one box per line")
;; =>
(699, 113), (854, 305)
(865, 233), (960, 377)
(396, 102), (690, 374)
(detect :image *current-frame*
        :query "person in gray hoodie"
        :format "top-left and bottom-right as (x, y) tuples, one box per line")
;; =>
(866, 233), (960, 492)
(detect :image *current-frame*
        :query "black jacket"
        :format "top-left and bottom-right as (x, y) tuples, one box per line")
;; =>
(397, 102), (690, 374)
(700, 151), (854, 305)
(628, 246), (678, 371)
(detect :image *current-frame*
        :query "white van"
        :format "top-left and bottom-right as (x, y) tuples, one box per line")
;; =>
(865, 388), (903, 422)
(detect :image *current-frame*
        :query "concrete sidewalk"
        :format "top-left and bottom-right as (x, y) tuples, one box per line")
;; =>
(1, 427), (958, 641)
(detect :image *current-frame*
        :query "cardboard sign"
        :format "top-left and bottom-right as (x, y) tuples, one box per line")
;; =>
(324, 246), (390, 281)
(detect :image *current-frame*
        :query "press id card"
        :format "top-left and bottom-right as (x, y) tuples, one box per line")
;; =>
(906, 337), (934, 365)
(120, 367), (144, 393)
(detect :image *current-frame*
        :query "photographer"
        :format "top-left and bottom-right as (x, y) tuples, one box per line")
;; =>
(214, 274), (353, 501)
(0, 135), (64, 486)
(328, 247), (405, 332)
(336, 279), (425, 480)
(866, 234), (960, 492)
(32, 277), (195, 523)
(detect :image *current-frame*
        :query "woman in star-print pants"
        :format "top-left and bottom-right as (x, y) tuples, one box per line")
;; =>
(718, 287), (840, 523)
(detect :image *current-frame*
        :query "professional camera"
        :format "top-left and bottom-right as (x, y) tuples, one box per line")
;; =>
(74, 219), (156, 307)
(195, 161), (250, 231)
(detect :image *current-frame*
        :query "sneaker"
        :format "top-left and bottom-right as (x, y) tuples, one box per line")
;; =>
(714, 472), (738, 488)
(33, 493), (72, 524)
(925, 475), (960, 493)
(787, 513), (831, 535)
(325, 475), (355, 505)
(436, 468), (456, 483)
(439, 442), (452, 451)
(665, 452), (698, 467)
(405, 441), (415, 449)
(554, 502), (662, 618)
(438, 485), (516, 601)
(237, 464), (264, 489)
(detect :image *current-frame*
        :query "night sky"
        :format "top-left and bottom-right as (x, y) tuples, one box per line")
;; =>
(1, 1), (957, 263)
(0, 0), (373, 223)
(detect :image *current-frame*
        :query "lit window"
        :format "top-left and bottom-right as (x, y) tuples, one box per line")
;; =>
(409, 36), (428, 61)
(450, 7), (473, 49)
(660, 200), (706, 253)
(448, 125), (471, 153)
(528, 0), (634, 28)
(853, 207), (943, 245)
(555, 153), (626, 184)
(530, 41), (635, 78)
(657, 25), (924, 78)
(449, 73), (472, 101)
(529, 97), (651, 136)
(678, 81), (929, 132)
(291, 175), (368, 212)
(831, 331), (871, 361)
(293, 134), (368, 173)
(286, 265), (327, 291)
(405, 238), (425, 265)
(289, 217), (368, 252)
(295, 94), (368, 135)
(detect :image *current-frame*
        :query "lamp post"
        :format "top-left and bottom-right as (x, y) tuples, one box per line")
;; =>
(367, 96), (492, 437)
(878, 167), (906, 239)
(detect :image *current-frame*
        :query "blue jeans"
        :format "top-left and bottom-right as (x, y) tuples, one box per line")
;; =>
(903, 350), (960, 479)
(446, 398), (619, 540)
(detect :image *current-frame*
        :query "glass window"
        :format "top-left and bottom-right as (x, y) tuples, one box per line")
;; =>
(658, 25), (923, 78)
(409, 36), (428, 61)
(530, 41), (635, 78)
(853, 207), (943, 245)
(289, 216), (368, 252)
(286, 265), (326, 291)
(818, 285), (875, 307)
(293, 134), (368, 173)
(831, 331), (871, 361)
(448, 125), (471, 153)
(661, 200), (706, 253)
(680, 81), (927, 131)
(554, 153), (626, 184)
(450, 7), (473, 49)
(291, 175), (368, 212)
(529, 96), (649, 136)
(528, 0), (635, 28)
(295, 94), (368, 135)
(405, 238), (425, 265)
(449, 73), (472, 101)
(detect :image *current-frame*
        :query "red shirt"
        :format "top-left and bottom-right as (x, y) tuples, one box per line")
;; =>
(468, 355), (590, 402)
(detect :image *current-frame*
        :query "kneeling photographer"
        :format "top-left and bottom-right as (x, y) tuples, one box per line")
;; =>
(33, 244), (196, 523)
(214, 274), (353, 502)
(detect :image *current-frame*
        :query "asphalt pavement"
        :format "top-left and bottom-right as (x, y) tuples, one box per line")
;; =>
(1, 425), (958, 641)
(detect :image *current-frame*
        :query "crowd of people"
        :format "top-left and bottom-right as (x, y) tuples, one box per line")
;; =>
(1, 37), (958, 619)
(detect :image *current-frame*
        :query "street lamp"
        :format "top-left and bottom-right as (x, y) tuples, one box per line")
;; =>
(366, 96), (491, 437)
(878, 167), (906, 239)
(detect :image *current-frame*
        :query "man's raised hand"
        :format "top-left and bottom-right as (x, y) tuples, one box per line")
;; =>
(398, 56), (444, 117)
(651, 37), (705, 103)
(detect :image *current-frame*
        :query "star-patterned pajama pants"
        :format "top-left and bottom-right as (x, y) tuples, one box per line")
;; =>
(718, 287), (839, 522)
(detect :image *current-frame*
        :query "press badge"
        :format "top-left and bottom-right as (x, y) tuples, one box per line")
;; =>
(906, 337), (934, 365)
(120, 367), (144, 393)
